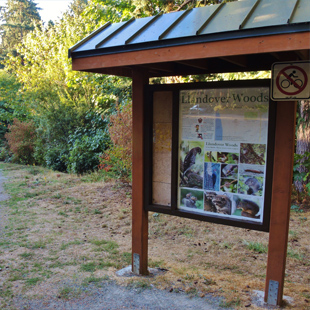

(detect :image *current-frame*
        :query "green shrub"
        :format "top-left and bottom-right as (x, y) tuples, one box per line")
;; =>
(293, 151), (310, 193)
(65, 110), (110, 174)
(0, 143), (12, 162)
(67, 132), (108, 174)
(44, 144), (69, 172)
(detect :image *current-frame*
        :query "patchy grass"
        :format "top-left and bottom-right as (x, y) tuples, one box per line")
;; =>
(244, 241), (268, 254)
(0, 162), (309, 309)
(58, 285), (83, 299)
(19, 252), (34, 259)
(25, 277), (42, 286)
(60, 240), (83, 250)
(80, 262), (97, 272)
(127, 278), (152, 291)
(82, 275), (109, 286)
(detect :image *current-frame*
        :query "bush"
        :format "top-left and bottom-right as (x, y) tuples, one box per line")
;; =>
(0, 143), (12, 162)
(67, 130), (109, 175)
(64, 110), (110, 175)
(5, 118), (36, 164)
(44, 144), (69, 172)
(99, 103), (132, 181)
(33, 135), (47, 167)
(293, 151), (310, 191)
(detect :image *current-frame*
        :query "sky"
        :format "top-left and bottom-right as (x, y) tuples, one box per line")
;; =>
(36, 0), (73, 23)
(0, 0), (73, 24)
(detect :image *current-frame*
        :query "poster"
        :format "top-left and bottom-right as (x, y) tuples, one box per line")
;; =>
(178, 88), (269, 224)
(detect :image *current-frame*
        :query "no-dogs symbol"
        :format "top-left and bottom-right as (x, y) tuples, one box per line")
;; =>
(271, 61), (310, 101)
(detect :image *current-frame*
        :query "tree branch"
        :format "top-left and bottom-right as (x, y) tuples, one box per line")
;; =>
(176, 0), (195, 11)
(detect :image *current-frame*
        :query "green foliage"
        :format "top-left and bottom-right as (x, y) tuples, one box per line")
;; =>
(0, 71), (30, 142)
(5, 118), (36, 164)
(67, 131), (109, 174)
(2, 3), (132, 173)
(83, 0), (134, 25)
(0, 0), (41, 64)
(0, 0), (243, 176)
(128, 0), (237, 18)
(291, 205), (304, 213)
(65, 110), (110, 174)
(84, 0), (238, 25)
(293, 152), (310, 193)
(44, 145), (68, 172)
(0, 144), (12, 162)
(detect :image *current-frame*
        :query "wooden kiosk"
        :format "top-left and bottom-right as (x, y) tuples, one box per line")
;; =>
(70, 0), (310, 305)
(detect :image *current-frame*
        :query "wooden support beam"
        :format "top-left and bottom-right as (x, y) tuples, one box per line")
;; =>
(270, 52), (299, 62)
(264, 101), (297, 305)
(139, 63), (175, 73)
(220, 55), (247, 68)
(72, 32), (310, 73)
(83, 66), (133, 77)
(294, 50), (310, 60)
(176, 59), (209, 70)
(131, 70), (149, 275)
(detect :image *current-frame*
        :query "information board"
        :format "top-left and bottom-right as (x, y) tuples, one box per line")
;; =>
(178, 87), (269, 224)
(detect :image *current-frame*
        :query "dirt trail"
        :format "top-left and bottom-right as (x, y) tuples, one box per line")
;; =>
(13, 281), (227, 310)
(0, 171), (9, 237)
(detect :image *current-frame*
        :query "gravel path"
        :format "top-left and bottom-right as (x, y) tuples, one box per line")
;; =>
(0, 171), (9, 238)
(13, 282), (227, 310)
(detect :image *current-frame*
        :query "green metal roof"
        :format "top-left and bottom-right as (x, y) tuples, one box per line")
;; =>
(69, 0), (310, 59)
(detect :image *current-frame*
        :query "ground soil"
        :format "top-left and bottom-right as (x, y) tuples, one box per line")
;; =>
(0, 164), (309, 310)
(0, 169), (226, 310)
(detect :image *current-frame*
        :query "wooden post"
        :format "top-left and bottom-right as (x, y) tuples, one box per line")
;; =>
(265, 101), (297, 305)
(131, 70), (149, 275)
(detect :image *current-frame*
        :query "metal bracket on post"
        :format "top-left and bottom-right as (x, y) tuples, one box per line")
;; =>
(267, 280), (279, 306)
(133, 253), (140, 275)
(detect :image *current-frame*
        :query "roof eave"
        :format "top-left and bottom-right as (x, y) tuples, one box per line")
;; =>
(69, 23), (310, 60)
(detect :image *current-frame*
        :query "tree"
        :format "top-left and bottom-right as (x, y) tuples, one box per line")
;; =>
(4, 0), (131, 171)
(84, 0), (237, 22)
(294, 100), (310, 193)
(68, 0), (88, 17)
(0, 0), (41, 64)
(0, 70), (31, 143)
(83, 0), (134, 26)
(130, 0), (236, 16)
(1, 0), (240, 172)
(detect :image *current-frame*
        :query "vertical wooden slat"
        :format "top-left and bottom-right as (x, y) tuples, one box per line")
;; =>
(265, 101), (297, 305)
(131, 70), (149, 275)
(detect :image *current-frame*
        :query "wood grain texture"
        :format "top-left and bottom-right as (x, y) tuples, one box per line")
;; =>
(264, 101), (297, 305)
(72, 33), (310, 72)
(131, 70), (149, 275)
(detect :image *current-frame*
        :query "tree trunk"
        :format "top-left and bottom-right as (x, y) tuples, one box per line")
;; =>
(294, 100), (310, 192)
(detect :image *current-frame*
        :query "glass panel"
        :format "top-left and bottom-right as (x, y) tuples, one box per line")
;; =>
(178, 87), (269, 224)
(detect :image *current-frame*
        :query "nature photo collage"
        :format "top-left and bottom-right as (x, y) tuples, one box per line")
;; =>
(178, 88), (269, 223)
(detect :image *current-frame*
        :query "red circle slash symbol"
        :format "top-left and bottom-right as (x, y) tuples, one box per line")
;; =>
(276, 65), (308, 96)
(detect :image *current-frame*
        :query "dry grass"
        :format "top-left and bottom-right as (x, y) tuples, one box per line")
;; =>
(0, 163), (309, 309)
